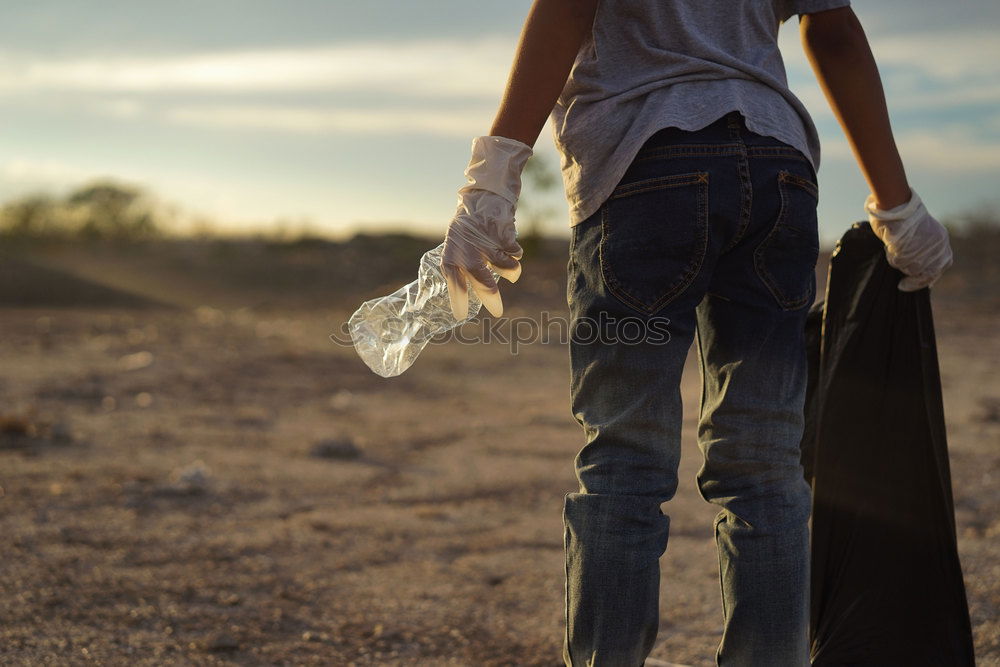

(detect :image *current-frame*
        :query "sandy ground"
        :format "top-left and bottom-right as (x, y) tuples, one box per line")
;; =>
(0, 233), (997, 665)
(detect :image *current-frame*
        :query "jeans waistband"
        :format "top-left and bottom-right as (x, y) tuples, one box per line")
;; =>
(636, 110), (809, 166)
(642, 110), (758, 149)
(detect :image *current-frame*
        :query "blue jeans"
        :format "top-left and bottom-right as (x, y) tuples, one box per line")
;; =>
(562, 110), (818, 666)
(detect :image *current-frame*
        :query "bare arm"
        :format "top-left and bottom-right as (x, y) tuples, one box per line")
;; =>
(488, 0), (600, 148)
(800, 7), (912, 209)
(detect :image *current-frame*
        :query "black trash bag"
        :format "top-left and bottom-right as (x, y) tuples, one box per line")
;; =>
(800, 221), (975, 666)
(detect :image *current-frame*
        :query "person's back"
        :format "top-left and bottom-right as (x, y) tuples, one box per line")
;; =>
(434, 1), (954, 664)
(552, 0), (834, 228)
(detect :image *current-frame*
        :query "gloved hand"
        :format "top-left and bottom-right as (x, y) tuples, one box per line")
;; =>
(864, 187), (954, 291)
(441, 135), (533, 320)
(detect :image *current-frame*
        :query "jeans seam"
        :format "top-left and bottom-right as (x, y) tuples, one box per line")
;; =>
(598, 173), (710, 315)
(714, 512), (728, 626)
(610, 171), (708, 199)
(719, 122), (752, 255)
(566, 230), (575, 310)
(745, 147), (810, 159)
(563, 493), (574, 667)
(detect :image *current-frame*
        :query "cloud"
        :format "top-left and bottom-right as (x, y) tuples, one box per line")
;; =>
(0, 158), (97, 186)
(869, 29), (999, 80)
(0, 37), (516, 138)
(6, 28), (994, 139)
(897, 128), (1000, 170)
(889, 83), (1000, 113)
(161, 104), (493, 137)
(90, 98), (146, 119)
(783, 27), (1000, 118)
(822, 125), (1000, 171)
(783, 27), (999, 81)
(791, 79), (1000, 120)
(0, 37), (514, 98)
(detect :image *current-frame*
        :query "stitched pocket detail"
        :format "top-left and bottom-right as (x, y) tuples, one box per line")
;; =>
(599, 171), (709, 315)
(753, 170), (820, 310)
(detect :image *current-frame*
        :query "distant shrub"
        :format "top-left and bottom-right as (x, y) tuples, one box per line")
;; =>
(0, 195), (69, 239)
(0, 179), (166, 241)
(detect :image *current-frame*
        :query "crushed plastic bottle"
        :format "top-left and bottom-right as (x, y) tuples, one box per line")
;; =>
(347, 243), (494, 377)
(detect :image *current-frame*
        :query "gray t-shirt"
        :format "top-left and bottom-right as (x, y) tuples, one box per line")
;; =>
(549, 0), (852, 227)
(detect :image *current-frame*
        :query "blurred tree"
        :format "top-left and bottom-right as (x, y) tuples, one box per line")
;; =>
(0, 194), (60, 238)
(517, 153), (560, 258)
(0, 180), (168, 241)
(67, 181), (160, 240)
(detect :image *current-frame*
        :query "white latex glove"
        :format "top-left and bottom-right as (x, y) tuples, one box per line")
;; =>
(864, 187), (954, 292)
(441, 135), (533, 320)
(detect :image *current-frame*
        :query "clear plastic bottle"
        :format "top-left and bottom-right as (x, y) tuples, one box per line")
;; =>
(347, 243), (492, 377)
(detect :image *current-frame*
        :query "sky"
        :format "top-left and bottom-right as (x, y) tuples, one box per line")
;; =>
(0, 1), (998, 245)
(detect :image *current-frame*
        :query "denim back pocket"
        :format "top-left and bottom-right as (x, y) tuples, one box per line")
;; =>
(599, 171), (709, 315)
(753, 169), (820, 310)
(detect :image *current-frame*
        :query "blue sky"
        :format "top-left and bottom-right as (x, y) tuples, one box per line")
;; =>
(0, 1), (998, 245)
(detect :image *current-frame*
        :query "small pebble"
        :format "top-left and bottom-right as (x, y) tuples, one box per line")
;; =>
(119, 351), (154, 371)
(206, 634), (239, 652)
(310, 438), (361, 460)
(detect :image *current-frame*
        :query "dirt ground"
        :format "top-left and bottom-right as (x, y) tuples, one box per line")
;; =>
(1, 231), (997, 666)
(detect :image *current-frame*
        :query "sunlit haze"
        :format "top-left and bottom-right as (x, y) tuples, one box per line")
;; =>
(1, 1), (998, 244)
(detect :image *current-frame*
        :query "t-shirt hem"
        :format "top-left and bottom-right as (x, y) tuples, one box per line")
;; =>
(794, 0), (851, 16)
(564, 108), (821, 228)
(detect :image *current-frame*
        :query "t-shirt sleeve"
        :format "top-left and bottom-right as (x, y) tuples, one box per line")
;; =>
(792, 0), (851, 15)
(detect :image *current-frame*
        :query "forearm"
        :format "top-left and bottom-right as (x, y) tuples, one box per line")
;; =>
(802, 16), (911, 209)
(489, 0), (599, 148)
